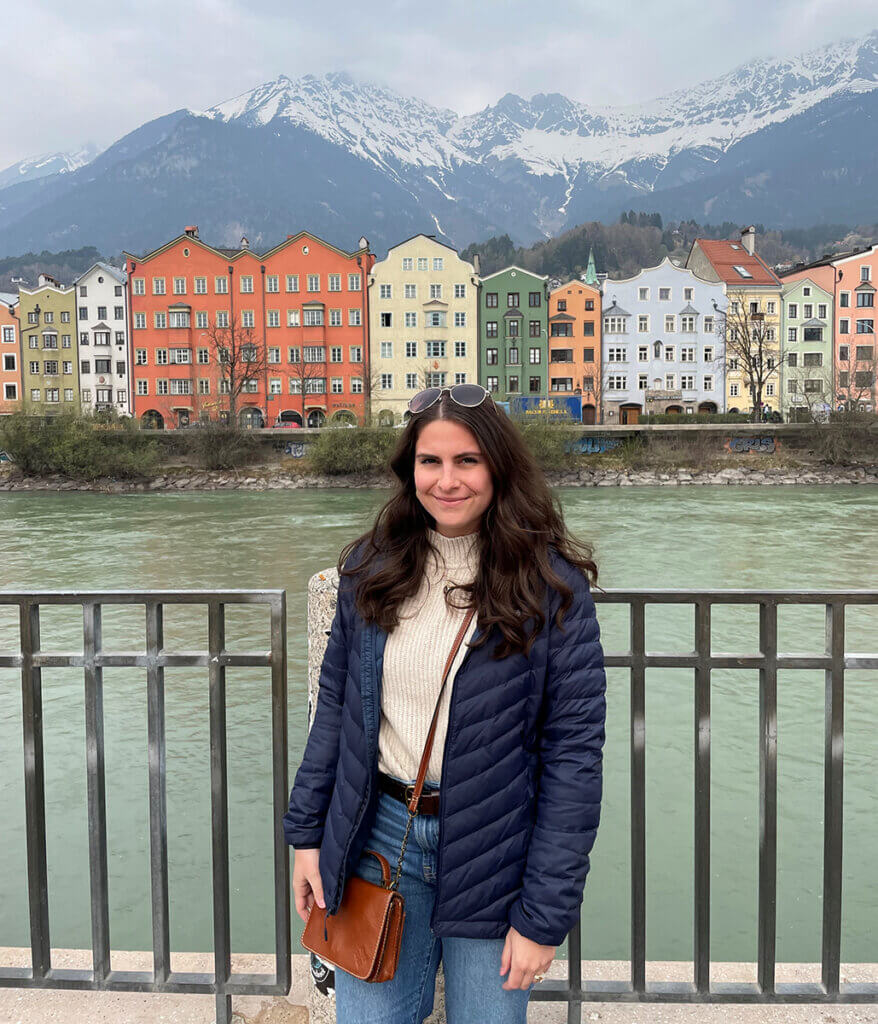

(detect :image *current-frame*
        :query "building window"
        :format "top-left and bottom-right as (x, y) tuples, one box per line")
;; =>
(680, 346), (696, 362)
(426, 312), (445, 328)
(486, 348), (498, 365)
(380, 373), (393, 390)
(454, 340), (467, 358)
(681, 315), (696, 333)
(486, 292), (498, 308)
(305, 275), (319, 292)
(405, 341), (417, 358)
(156, 349), (168, 365)
(665, 374), (676, 389)
(379, 284), (392, 299)
(286, 275), (300, 293)
(240, 275), (254, 293)
(454, 312), (466, 328)
(529, 320), (541, 338)
(152, 277), (166, 295)
(154, 313), (166, 329)
(454, 284), (466, 299)
(348, 309), (362, 327)
(638, 374), (648, 390)
(659, 287), (671, 301)
(528, 292), (541, 307)
(402, 258), (413, 271)
(704, 375), (714, 391)
(241, 310), (255, 328)
(430, 284), (442, 299)
(529, 348), (541, 364)
(169, 311), (190, 328)
(856, 319), (874, 334)
(328, 274), (341, 292)
(417, 258), (428, 271)
(861, 266), (872, 281)
(507, 293), (520, 307)
(426, 341), (446, 358)
(664, 345), (675, 361)
(133, 278), (145, 295)
(607, 375), (627, 390)
(173, 277), (186, 295)
(681, 374), (695, 390)
(380, 341), (393, 359)
(486, 321), (498, 339)
(607, 346), (626, 362)
(583, 322), (595, 337)
(304, 309), (324, 327)
(380, 312), (392, 328)
(432, 257), (444, 271)
(486, 376), (499, 393)
(216, 311), (229, 328)
(215, 276), (229, 294)
(404, 284), (417, 299)
(405, 312), (417, 328)
(638, 315), (649, 333)
(266, 275), (279, 293)
(664, 315), (676, 332)
(79, 307), (88, 320)
(197, 347), (210, 364)
(348, 274), (361, 291)
(604, 316), (627, 334)
(765, 383), (775, 397)
(839, 318), (850, 334)
(288, 310), (300, 327)
(194, 277), (207, 295)
(196, 312), (208, 329)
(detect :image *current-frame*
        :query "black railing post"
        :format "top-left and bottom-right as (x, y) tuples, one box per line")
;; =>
(821, 601), (845, 995)
(757, 599), (778, 994)
(146, 601), (171, 986)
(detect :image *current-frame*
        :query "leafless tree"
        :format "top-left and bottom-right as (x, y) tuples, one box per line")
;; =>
(835, 337), (878, 413)
(200, 313), (268, 427)
(714, 302), (786, 422)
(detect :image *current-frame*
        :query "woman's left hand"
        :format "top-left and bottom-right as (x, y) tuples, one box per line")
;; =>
(500, 925), (555, 990)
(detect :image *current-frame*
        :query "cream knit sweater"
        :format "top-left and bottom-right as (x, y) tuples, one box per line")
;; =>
(377, 527), (481, 787)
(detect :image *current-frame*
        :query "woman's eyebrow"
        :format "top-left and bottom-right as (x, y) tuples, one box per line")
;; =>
(416, 451), (482, 458)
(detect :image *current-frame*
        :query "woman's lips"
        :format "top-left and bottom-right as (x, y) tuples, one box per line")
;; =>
(435, 496), (468, 506)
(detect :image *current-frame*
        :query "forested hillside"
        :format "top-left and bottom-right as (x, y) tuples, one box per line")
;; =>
(461, 215), (878, 281)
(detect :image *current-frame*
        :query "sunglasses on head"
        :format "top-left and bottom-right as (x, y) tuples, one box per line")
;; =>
(407, 384), (493, 415)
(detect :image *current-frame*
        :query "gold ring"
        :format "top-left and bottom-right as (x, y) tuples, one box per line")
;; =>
(533, 973), (544, 983)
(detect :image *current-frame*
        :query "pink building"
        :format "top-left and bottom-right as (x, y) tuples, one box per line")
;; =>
(781, 244), (878, 412)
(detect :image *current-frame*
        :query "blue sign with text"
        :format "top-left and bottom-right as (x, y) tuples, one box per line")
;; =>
(509, 396), (582, 422)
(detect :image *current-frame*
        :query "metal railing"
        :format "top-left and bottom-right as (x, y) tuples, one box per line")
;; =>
(0, 590), (289, 1024)
(528, 590), (878, 1022)
(1, 588), (877, 1024)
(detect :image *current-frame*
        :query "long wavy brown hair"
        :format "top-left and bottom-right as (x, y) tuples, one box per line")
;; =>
(337, 394), (598, 659)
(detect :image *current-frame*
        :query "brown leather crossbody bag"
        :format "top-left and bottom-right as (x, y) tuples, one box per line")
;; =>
(301, 606), (477, 982)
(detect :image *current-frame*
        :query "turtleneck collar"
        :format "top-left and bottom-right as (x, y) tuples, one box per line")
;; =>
(426, 526), (480, 571)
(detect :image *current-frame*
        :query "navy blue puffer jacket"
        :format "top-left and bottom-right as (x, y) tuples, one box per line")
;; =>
(283, 542), (607, 947)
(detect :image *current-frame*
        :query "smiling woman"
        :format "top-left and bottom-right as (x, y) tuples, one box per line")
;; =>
(284, 384), (607, 1022)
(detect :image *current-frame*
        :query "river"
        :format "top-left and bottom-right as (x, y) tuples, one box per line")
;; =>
(0, 486), (876, 965)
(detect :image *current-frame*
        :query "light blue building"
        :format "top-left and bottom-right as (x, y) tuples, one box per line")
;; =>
(600, 258), (728, 423)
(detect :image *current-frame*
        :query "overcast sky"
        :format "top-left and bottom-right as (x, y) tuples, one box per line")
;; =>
(5, 0), (877, 169)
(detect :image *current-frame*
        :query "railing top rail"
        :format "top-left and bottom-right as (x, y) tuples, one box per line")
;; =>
(0, 589), (285, 605)
(594, 589), (878, 602)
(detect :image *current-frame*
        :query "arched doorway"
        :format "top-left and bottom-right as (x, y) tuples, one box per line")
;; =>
(331, 409), (357, 426)
(175, 409), (190, 428)
(620, 403), (641, 425)
(141, 410), (164, 430)
(665, 405), (684, 415)
(239, 407), (264, 429)
(275, 409), (303, 427)
(307, 409), (326, 428)
(697, 402), (718, 414)
(377, 409), (395, 427)
(728, 407), (739, 415)
(582, 404), (596, 425)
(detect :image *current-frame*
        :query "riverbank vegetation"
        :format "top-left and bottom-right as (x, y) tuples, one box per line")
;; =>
(0, 412), (161, 480)
(0, 413), (874, 483)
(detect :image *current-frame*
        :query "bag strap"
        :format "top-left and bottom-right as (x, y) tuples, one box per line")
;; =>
(387, 605), (476, 891)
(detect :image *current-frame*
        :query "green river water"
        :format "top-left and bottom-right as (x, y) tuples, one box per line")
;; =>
(0, 486), (876, 965)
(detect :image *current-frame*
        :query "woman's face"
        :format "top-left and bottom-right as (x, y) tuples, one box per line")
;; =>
(414, 418), (494, 537)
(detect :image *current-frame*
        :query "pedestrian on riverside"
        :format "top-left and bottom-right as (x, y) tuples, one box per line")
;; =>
(284, 383), (607, 1024)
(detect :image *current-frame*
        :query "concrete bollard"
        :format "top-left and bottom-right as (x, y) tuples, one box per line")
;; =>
(305, 568), (446, 1023)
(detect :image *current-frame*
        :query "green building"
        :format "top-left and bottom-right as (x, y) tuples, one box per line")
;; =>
(18, 275), (79, 414)
(478, 267), (549, 401)
(781, 278), (833, 421)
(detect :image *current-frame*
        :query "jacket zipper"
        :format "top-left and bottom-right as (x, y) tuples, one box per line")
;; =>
(330, 626), (378, 918)
(430, 632), (480, 933)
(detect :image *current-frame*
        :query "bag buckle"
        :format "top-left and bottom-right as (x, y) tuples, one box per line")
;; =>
(404, 784), (418, 810)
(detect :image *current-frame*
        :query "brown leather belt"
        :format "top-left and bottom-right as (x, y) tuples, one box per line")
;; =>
(377, 771), (440, 816)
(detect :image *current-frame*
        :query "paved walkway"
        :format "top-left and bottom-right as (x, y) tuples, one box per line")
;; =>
(1, 949), (876, 1022)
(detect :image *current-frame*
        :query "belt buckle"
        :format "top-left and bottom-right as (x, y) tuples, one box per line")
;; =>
(404, 784), (417, 807)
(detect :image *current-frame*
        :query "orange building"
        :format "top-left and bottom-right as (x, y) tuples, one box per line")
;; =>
(548, 281), (601, 423)
(124, 227), (374, 428)
(0, 293), (21, 415)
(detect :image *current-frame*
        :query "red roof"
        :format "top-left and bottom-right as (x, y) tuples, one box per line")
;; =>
(694, 239), (781, 287)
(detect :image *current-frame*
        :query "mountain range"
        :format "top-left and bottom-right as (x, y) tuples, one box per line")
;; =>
(0, 31), (876, 258)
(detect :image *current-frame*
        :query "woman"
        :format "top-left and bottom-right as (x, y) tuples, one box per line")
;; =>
(284, 383), (607, 1024)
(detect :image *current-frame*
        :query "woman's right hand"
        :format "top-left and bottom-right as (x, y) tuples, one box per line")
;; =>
(292, 848), (325, 923)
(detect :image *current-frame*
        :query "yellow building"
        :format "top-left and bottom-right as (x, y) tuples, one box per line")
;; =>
(686, 229), (783, 416)
(18, 275), (79, 414)
(368, 235), (479, 425)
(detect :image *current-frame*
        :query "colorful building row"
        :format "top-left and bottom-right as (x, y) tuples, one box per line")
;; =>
(1, 226), (873, 426)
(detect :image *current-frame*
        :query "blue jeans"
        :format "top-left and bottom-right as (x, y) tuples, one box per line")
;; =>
(334, 781), (533, 1024)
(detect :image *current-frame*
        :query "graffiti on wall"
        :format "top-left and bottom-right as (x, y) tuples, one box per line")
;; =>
(565, 436), (623, 455)
(724, 436), (779, 454)
(284, 441), (305, 458)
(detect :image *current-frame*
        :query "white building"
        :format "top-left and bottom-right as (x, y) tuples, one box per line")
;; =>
(74, 263), (130, 415)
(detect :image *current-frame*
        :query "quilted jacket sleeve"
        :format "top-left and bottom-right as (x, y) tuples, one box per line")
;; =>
(507, 560), (607, 947)
(282, 570), (352, 850)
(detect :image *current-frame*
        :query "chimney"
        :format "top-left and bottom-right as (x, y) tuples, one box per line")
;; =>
(741, 226), (756, 256)
(184, 225), (199, 238)
(38, 273), (59, 288)
(472, 253), (481, 276)
(240, 235), (250, 250)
